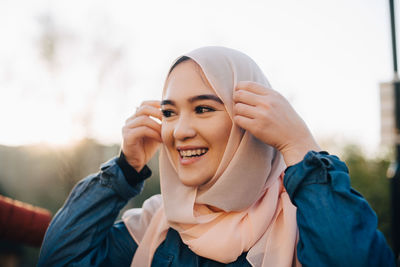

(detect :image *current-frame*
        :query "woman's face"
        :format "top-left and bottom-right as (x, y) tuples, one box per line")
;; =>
(161, 60), (232, 187)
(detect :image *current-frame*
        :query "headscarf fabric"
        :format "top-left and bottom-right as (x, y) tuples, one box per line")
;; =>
(123, 46), (299, 267)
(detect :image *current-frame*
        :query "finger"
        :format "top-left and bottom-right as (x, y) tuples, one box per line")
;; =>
(125, 116), (162, 134)
(140, 100), (161, 109)
(125, 100), (162, 122)
(125, 107), (162, 125)
(236, 81), (274, 95)
(233, 102), (257, 119)
(126, 126), (162, 142)
(233, 114), (255, 132)
(233, 89), (259, 107)
(135, 105), (163, 121)
(124, 116), (162, 134)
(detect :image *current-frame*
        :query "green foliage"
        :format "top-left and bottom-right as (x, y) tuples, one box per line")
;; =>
(341, 145), (392, 247)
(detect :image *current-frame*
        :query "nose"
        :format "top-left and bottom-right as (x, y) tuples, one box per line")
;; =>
(173, 113), (196, 141)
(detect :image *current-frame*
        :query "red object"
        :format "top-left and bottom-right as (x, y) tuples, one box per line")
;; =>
(0, 195), (52, 247)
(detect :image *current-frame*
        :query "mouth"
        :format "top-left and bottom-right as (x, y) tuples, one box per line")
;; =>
(177, 147), (208, 161)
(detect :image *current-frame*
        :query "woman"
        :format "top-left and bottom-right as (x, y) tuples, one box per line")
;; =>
(38, 47), (395, 266)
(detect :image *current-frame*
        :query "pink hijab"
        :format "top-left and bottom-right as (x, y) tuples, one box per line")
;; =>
(123, 46), (299, 266)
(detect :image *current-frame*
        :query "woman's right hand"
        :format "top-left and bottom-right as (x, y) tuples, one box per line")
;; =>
(233, 81), (321, 166)
(121, 101), (162, 172)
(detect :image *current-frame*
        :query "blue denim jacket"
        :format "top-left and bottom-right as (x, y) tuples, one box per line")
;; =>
(38, 151), (395, 266)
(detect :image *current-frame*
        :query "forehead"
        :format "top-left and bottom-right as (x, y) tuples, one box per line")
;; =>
(163, 60), (216, 99)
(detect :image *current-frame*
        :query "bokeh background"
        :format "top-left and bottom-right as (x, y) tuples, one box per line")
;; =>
(0, 0), (397, 265)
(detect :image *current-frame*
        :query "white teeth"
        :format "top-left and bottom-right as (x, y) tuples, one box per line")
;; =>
(179, 148), (208, 157)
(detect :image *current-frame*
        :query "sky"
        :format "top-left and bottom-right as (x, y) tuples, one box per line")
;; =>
(0, 0), (396, 153)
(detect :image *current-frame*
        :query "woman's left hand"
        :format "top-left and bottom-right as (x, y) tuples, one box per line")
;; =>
(233, 81), (321, 166)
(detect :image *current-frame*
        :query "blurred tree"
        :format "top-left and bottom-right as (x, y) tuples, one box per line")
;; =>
(55, 138), (120, 194)
(342, 144), (392, 247)
(37, 14), (58, 69)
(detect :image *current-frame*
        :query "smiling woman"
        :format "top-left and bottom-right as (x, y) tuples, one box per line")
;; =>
(38, 47), (395, 267)
(161, 59), (232, 186)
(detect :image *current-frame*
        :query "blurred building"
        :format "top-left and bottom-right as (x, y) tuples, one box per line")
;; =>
(380, 82), (396, 146)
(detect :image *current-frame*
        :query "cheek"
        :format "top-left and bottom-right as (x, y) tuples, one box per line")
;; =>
(211, 118), (232, 150)
(161, 122), (172, 145)
(219, 119), (232, 142)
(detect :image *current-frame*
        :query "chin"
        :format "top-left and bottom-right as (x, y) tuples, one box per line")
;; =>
(178, 173), (211, 187)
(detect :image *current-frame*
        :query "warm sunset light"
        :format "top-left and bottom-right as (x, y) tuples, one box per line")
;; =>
(0, 0), (394, 151)
(1, 2), (398, 266)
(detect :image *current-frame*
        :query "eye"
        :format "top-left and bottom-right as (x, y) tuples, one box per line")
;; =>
(161, 109), (176, 118)
(195, 106), (215, 114)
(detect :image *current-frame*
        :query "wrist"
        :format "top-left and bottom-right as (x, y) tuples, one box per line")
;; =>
(281, 140), (321, 166)
(118, 151), (144, 173)
(131, 163), (144, 173)
(117, 152), (152, 187)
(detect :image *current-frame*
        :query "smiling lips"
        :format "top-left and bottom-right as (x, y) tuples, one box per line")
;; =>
(177, 147), (208, 165)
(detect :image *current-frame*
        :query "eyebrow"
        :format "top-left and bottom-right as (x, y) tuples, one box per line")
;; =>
(161, 94), (223, 106)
